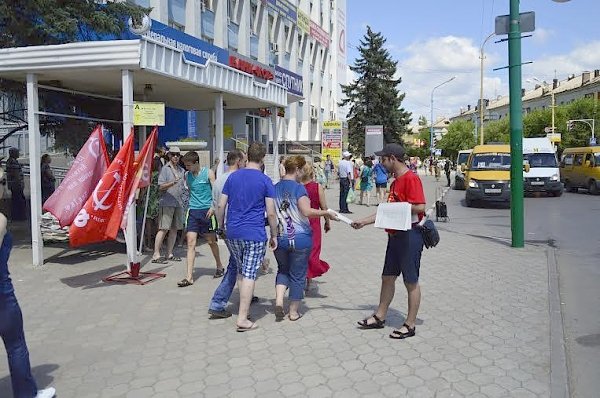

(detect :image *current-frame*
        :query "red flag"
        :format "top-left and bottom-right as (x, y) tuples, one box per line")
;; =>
(43, 125), (109, 227)
(120, 126), (158, 230)
(69, 132), (135, 247)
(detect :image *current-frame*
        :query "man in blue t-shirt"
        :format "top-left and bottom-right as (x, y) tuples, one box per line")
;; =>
(373, 159), (389, 203)
(216, 142), (278, 332)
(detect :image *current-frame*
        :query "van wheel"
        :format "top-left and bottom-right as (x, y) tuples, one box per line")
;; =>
(589, 180), (599, 195)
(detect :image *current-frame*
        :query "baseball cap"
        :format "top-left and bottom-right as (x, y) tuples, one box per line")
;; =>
(375, 143), (406, 159)
(342, 150), (351, 158)
(168, 146), (181, 154)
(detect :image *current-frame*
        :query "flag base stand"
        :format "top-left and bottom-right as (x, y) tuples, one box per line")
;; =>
(103, 262), (166, 285)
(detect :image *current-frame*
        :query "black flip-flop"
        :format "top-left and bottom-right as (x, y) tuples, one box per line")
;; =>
(288, 313), (303, 321)
(236, 322), (259, 332)
(151, 257), (168, 264)
(213, 268), (225, 278)
(274, 306), (285, 322)
(389, 323), (416, 339)
(177, 279), (193, 287)
(167, 255), (182, 262)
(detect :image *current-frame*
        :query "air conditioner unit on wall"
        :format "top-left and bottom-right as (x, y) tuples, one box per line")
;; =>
(310, 106), (318, 119)
(270, 43), (279, 53)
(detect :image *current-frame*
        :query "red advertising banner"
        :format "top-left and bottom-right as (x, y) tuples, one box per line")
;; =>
(310, 21), (330, 48)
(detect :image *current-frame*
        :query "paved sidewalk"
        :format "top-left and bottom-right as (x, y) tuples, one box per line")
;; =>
(1, 177), (551, 397)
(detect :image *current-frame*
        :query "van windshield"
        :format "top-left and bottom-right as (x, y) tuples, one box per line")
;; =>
(457, 152), (470, 165)
(470, 153), (511, 170)
(523, 153), (558, 168)
(595, 153), (600, 166)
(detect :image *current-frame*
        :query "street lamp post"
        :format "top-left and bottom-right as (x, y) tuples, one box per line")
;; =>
(479, 33), (495, 145)
(430, 76), (456, 158)
(507, 0), (570, 248)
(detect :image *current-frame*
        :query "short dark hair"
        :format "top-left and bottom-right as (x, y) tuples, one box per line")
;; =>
(248, 142), (266, 163)
(227, 149), (244, 166)
(182, 151), (199, 164)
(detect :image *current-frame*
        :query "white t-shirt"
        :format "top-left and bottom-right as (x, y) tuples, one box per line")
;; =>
(338, 159), (353, 179)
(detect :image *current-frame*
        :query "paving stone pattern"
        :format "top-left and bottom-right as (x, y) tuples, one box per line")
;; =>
(0, 180), (551, 397)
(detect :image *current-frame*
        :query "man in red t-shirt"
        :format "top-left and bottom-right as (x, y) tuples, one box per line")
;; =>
(352, 143), (426, 340)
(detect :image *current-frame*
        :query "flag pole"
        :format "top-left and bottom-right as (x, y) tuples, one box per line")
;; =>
(138, 185), (151, 255)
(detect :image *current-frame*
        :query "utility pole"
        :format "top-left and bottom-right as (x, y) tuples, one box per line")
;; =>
(508, 0), (524, 248)
(479, 33), (495, 145)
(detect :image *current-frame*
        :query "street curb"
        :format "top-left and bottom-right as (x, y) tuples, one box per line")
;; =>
(547, 247), (570, 398)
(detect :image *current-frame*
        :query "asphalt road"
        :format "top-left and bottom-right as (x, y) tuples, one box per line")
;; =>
(428, 176), (600, 398)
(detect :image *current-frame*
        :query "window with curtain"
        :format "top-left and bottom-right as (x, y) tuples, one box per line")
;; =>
(202, 9), (215, 41)
(228, 22), (239, 51)
(250, 35), (259, 60)
(169, 0), (186, 30)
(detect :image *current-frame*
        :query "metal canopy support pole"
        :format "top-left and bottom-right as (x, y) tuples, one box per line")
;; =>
(271, 108), (279, 180)
(215, 94), (224, 177)
(508, 0), (525, 248)
(122, 70), (137, 265)
(26, 73), (43, 267)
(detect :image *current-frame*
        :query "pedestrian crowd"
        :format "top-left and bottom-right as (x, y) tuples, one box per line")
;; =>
(1, 141), (430, 398)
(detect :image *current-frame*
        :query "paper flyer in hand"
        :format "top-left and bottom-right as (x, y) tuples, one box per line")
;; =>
(327, 209), (353, 225)
(374, 202), (412, 230)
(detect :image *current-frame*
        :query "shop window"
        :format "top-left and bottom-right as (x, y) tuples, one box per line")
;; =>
(169, 0), (186, 30)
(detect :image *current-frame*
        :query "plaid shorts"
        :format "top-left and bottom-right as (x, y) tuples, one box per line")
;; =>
(226, 239), (267, 281)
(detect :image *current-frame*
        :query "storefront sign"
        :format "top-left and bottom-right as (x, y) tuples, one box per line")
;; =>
(267, 0), (297, 23)
(322, 121), (343, 165)
(275, 66), (303, 96)
(297, 9), (310, 34)
(229, 55), (274, 80)
(125, 19), (228, 66)
(133, 102), (165, 126)
(365, 125), (383, 157)
(310, 21), (330, 48)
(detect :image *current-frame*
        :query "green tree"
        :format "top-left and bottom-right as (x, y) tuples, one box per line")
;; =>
(483, 118), (510, 144)
(437, 119), (476, 159)
(0, 0), (149, 153)
(339, 26), (411, 154)
(0, 1), (149, 48)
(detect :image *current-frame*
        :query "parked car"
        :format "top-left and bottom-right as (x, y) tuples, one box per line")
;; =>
(560, 146), (600, 195)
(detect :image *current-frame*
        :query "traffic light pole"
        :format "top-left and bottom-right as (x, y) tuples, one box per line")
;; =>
(509, 0), (525, 248)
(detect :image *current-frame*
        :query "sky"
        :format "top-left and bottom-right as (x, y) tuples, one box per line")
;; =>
(345, 0), (600, 125)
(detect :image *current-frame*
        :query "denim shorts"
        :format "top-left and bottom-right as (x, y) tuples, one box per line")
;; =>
(383, 228), (424, 283)
(186, 209), (216, 234)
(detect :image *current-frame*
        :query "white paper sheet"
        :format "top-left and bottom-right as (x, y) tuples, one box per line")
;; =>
(374, 202), (413, 230)
(327, 209), (353, 225)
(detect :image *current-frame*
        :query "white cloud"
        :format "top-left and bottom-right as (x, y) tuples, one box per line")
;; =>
(524, 41), (600, 83)
(395, 36), (600, 122)
(532, 27), (555, 44)
(395, 36), (504, 121)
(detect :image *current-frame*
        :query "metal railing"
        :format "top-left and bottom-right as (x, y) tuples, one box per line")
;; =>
(229, 137), (249, 150)
(286, 141), (322, 160)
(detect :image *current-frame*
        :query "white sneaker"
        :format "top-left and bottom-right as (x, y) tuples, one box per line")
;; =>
(36, 387), (56, 398)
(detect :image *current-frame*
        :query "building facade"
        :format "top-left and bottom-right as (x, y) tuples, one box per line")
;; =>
(451, 70), (600, 125)
(129, 0), (347, 155)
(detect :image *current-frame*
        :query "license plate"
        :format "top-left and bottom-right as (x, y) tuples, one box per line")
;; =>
(485, 188), (502, 193)
(531, 181), (544, 185)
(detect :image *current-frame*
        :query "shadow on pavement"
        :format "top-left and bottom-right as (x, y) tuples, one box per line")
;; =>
(319, 303), (424, 328)
(0, 363), (59, 397)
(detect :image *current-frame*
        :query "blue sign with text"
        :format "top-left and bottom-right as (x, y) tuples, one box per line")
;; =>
(124, 20), (228, 66)
(275, 66), (303, 97)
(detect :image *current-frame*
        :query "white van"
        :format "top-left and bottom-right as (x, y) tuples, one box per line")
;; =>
(523, 137), (563, 196)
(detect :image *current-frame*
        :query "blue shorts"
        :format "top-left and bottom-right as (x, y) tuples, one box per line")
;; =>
(383, 228), (424, 283)
(186, 209), (217, 234)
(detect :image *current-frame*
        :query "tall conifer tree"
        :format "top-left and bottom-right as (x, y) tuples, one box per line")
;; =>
(340, 26), (411, 154)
